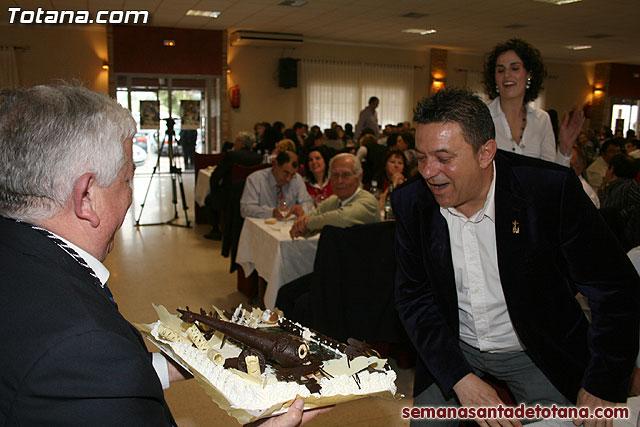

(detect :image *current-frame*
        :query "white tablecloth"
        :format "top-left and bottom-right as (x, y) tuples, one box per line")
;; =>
(194, 166), (215, 207)
(236, 217), (320, 309)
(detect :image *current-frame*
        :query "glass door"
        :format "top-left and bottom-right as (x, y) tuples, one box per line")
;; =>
(115, 74), (221, 161)
(610, 100), (639, 138)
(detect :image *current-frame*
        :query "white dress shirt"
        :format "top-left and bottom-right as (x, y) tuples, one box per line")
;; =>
(488, 98), (570, 167)
(579, 175), (600, 208)
(240, 167), (313, 218)
(440, 163), (524, 353)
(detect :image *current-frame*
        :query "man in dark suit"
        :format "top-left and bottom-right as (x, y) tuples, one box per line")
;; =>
(204, 131), (262, 240)
(392, 88), (639, 427)
(0, 85), (320, 426)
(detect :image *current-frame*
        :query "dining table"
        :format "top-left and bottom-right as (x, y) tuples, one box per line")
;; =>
(194, 165), (216, 207)
(236, 217), (320, 309)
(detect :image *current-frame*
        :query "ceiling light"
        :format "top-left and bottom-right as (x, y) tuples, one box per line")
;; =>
(564, 45), (592, 50)
(402, 28), (437, 36)
(503, 24), (528, 29)
(533, 0), (582, 4)
(401, 12), (429, 18)
(186, 10), (220, 18)
(278, 0), (308, 6)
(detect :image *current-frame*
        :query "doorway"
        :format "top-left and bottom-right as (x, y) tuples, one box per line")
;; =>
(610, 99), (639, 137)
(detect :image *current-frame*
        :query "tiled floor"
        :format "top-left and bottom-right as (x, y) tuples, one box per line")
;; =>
(104, 164), (414, 426)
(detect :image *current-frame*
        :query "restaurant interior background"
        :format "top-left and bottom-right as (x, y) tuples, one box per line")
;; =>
(3, 0), (640, 156)
(2, 1), (640, 425)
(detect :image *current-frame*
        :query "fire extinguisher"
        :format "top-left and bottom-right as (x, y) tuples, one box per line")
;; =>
(229, 85), (240, 109)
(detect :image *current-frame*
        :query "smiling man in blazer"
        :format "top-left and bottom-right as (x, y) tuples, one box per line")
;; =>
(392, 88), (639, 427)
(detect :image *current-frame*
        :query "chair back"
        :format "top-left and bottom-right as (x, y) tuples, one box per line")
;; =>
(232, 162), (270, 183)
(194, 152), (225, 173)
(309, 221), (402, 343)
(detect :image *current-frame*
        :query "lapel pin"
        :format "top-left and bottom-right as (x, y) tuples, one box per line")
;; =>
(512, 220), (520, 234)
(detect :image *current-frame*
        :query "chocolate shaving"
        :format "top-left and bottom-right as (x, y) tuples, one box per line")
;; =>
(272, 361), (323, 382)
(352, 373), (361, 389)
(303, 378), (321, 394)
(318, 367), (333, 379)
(224, 357), (239, 370)
(345, 338), (380, 361)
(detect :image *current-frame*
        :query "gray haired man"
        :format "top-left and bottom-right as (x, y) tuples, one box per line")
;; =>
(290, 153), (380, 238)
(0, 84), (323, 425)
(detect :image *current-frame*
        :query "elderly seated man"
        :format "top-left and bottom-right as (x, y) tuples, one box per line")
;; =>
(240, 150), (313, 219)
(290, 153), (379, 238)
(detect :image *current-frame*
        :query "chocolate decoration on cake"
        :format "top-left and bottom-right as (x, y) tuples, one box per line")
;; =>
(345, 338), (380, 360)
(278, 318), (347, 354)
(178, 308), (311, 368)
(224, 357), (239, 370)
(238, 348), (266, 374)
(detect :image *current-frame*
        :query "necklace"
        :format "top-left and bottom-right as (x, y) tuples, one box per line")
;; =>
(511, 106), (527, 145)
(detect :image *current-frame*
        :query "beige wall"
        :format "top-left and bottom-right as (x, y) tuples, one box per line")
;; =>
(226, 42), (595, 137)
(226, 39), (430, 137)
(2, 24), (109, 93)
(445, 51), (594, 117)
(544, 61), (594, 117)
(3, 24), (595, 134)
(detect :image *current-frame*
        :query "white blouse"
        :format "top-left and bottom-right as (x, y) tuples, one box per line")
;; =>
(488, 98), (570, 167)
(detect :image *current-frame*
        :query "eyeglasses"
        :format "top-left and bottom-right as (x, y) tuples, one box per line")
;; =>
(330, 171), (355, 180)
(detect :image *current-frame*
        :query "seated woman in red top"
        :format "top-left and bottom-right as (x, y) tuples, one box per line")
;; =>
(373, 150), (407, 213)
(304, 146), (333, 206)
(374, 150), (407, 193)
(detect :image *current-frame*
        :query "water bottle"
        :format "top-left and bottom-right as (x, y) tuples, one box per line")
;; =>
(384, 183), (394, 220)
(369, 180), (378, 199)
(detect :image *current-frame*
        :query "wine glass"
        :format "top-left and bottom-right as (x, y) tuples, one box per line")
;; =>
(277, 200), (291, 219)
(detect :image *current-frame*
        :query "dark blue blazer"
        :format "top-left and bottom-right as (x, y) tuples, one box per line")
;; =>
(392, 150), (640, 403)
(0, 217), (175, 426)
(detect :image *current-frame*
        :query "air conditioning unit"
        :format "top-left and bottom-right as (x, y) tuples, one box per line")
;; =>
(230, 30), (303, 47)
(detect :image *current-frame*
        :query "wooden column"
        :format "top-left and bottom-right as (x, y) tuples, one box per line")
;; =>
(429, 48), (447, 95)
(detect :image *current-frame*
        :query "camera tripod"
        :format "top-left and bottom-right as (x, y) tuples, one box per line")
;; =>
(135, 118), (191, 228)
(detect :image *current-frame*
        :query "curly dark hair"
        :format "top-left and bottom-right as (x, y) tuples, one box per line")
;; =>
(482, 38), (546, 104)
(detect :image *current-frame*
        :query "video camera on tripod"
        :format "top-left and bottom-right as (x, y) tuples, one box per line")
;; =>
(135, 117), (191, 228)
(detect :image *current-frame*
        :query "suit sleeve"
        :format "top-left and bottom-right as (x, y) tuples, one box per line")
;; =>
(17, 330), (172, 426)
(306, 193), (379, 232)
(210, 156), (230, 188)
(393, 191), (474, 394)
(559, 170), (640, 401)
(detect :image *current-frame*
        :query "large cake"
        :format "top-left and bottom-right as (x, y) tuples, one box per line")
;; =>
(137, 304), (399, 423)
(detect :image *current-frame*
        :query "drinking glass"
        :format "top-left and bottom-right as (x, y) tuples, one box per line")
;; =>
(277, 200), (291, 219)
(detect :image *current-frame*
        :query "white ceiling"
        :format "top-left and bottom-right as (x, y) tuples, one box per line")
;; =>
(6, 0), (640, 64)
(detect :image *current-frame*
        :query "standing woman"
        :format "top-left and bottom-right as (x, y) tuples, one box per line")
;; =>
(483, 38), (584, 166)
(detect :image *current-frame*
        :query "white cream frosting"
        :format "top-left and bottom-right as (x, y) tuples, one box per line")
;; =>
(150, 320), (396, 411)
